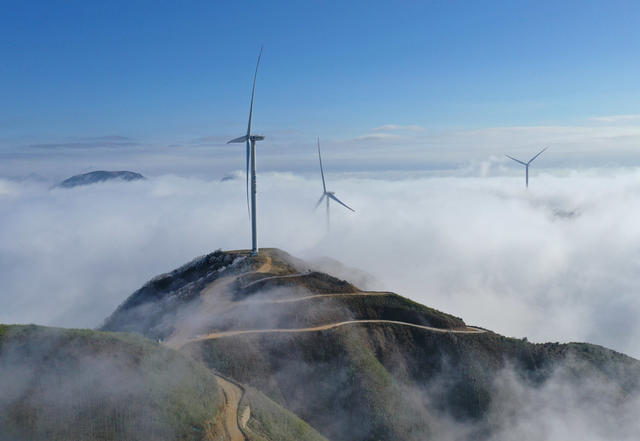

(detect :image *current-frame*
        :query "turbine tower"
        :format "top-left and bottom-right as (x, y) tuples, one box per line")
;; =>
(228, 47), (264, 256)
(505, 147), (548, 188)
(315, 138), (355, 231)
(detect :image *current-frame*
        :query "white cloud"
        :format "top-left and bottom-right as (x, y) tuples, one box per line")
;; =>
(2, 170), (640, 362)
(589, 114), (640, 124)
(5, 118), (640, 180)
(441, 125), (640, 150)
(482, 363), (640, 441)
(0, 180), (17, 196)
(372, 124), (425, 132)
(350, 133), (406, 142)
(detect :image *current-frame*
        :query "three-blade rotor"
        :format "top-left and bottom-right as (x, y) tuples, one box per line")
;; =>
(505, 147), (548, 188)
(505, 147), (548, 166)
(315, 139), (355, 213)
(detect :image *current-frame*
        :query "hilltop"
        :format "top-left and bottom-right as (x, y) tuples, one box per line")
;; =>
(102, 248), (467, 342)
(56, 170), (145, 188)
(102, 248), (640, 441)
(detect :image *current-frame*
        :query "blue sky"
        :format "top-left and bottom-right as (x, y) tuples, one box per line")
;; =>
(1, 0), (640, 175)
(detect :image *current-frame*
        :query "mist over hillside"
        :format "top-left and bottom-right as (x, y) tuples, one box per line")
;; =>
(0, 322), (330, 441)
(2, 170), (640, 359)
(0, 324), (223, 440)
(100, 248), (640, 441)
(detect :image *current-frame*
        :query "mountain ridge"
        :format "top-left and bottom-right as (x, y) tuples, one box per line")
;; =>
(56, 170), (145, 188)
(102, 248), (640, 441)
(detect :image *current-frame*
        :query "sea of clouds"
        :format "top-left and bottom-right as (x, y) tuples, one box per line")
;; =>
(1, 167), (640, 360)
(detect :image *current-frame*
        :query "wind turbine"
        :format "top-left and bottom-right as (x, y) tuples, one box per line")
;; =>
(228, 47), (264, 256)
(315, 138), (355, 231)
(505, 147), (548, 188)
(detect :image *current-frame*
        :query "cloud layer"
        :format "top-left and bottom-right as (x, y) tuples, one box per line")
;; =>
(1, 169), (640, 360)
(3, 114), (640, 180)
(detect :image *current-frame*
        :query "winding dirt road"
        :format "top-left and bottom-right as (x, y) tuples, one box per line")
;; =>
(242, 255), (331, 290)
(242, 291), (389, 304)
(189, 319), (485, 342)
(240, 271), (313, 290)
(188, 254), (486, 440)
(215, 375), (247, 441)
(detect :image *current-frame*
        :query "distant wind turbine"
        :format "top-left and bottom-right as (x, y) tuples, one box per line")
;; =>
(505, 147), (548, 188)
(315, 138), (355, 231)
(228, 47), (264, 256)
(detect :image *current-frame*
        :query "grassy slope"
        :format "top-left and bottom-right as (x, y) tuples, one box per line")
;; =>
(188, 323), (640, 441)
(0, 324), (223, 441)
(97, 248), (640, 441)
(241, 386), (329, 441)
(196, 291), (465, 338)
(188, 326), (430, 441)
(0, 324), (331, 441)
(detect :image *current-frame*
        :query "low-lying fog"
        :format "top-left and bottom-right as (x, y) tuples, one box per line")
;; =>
(2, 168), (640, 359)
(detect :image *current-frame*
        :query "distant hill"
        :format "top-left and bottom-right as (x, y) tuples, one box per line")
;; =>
(103, 248), (640, 441)
(56, 170), (145, 188)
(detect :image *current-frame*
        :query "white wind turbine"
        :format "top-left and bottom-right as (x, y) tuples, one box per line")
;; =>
(505, 147), (548, 188)
(228, 47), (264, 256)
(315, 138), (355, 231)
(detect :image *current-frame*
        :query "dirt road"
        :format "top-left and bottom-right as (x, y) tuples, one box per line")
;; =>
(215, 375), (247, 441)
(189, 319), (485, 342)
(240, 271), (312, 290)
(256, 256), (272, 273)
(242, 291), (389, 304)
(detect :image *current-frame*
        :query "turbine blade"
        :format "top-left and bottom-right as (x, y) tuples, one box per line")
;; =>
(228, 135), (249, 144)
(505, 154), (527, 166)
(317, 137), (327, 193)
(246, 46), (263, 138)
(246, 140), (251, 219)
(314, 193), (326, 210)
(527, 147), (548, 164)
(327, 193), (355, 212)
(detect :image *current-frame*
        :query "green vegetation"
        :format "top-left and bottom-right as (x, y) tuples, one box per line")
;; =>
(189, 325), (434, 441)
(241, 386), (329, 441)
(336, 292), (465, 329)
(0, 325), (223, 441)
(98, 248), (640, 441)
(188, 321), (640, 441)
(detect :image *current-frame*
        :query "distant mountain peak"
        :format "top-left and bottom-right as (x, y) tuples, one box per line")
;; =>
(56, 170), (145, 188)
